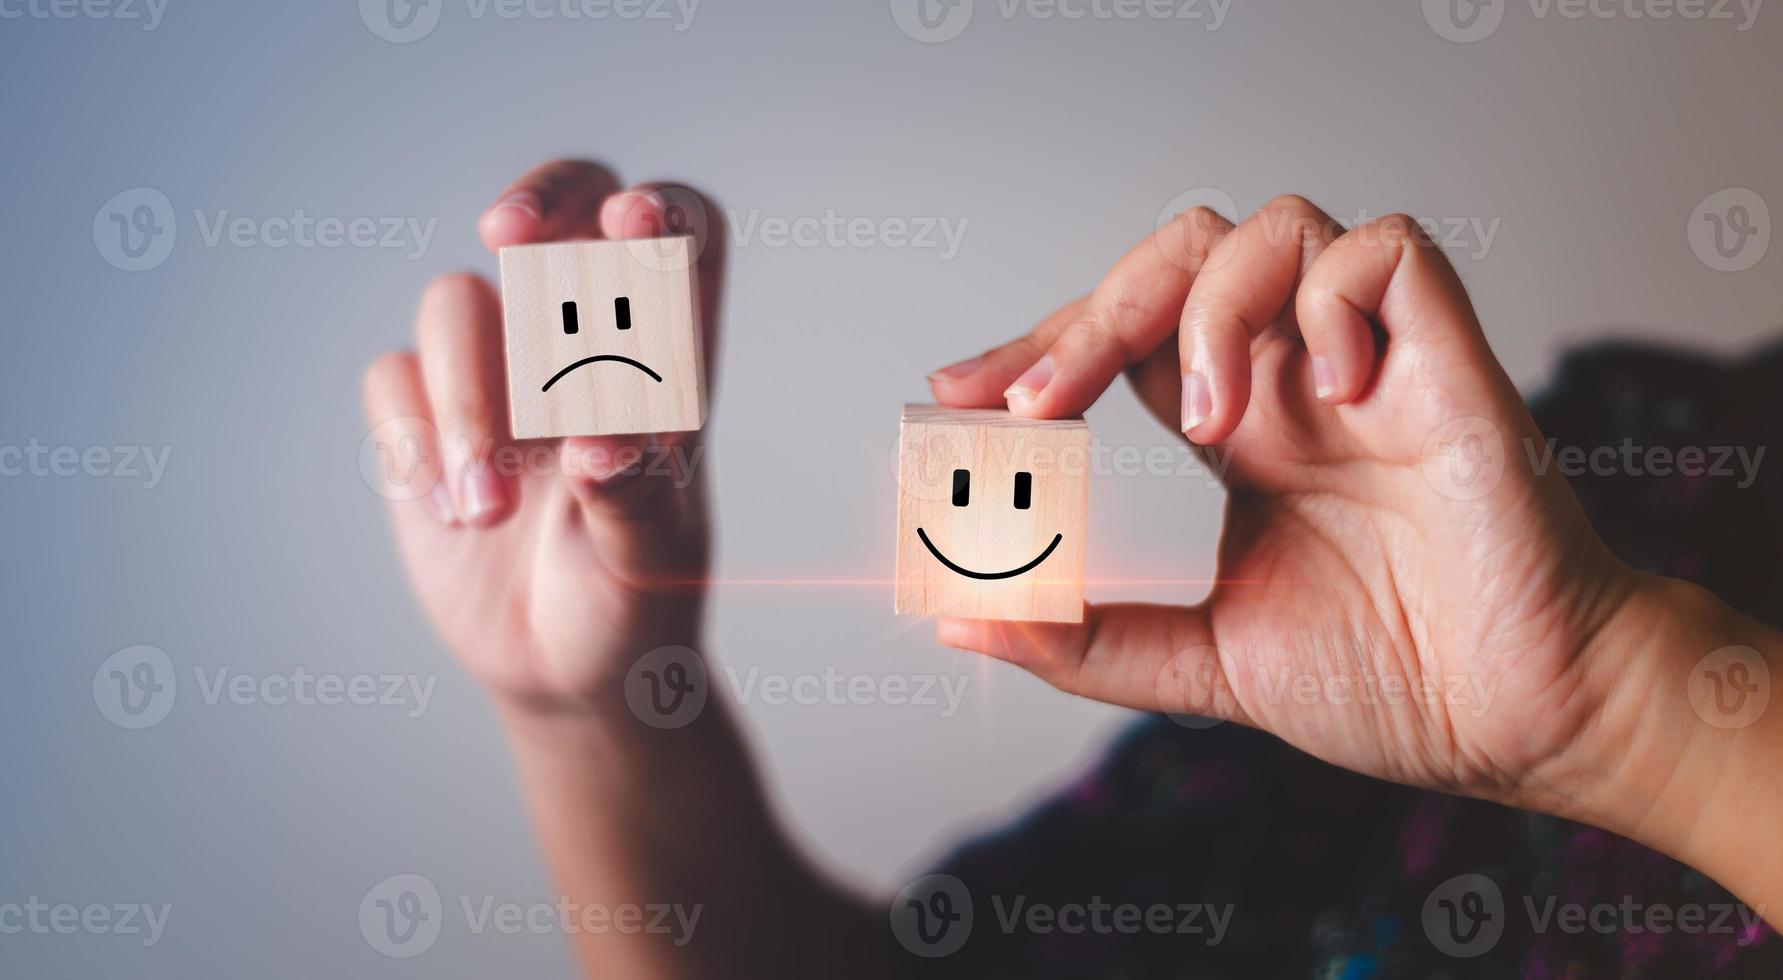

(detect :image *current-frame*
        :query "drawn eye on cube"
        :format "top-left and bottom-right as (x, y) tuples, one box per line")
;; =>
(895, 405), (1089, 624)
(499, 237), (706, 440)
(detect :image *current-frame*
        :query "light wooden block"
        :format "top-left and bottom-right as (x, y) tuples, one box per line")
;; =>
(895, 405), (1088, 623)
(499, 237), (706, 439)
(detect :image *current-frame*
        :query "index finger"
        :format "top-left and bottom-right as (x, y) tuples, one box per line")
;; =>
(1002, 205), (1234, 420)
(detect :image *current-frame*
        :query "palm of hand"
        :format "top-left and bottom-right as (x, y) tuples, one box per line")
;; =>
(1173, 324), (1630, 801)
(391, 468), (709, 704)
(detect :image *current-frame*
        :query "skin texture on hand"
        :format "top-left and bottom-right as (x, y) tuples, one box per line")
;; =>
(366, 163), (902, 980)
(922, 195), (1779, 901)
(363, 161), (724, 707)
(365, 175), (1782, 976)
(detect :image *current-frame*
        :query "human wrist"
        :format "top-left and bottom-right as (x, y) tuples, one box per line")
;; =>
(1553, 571), (1783, 914)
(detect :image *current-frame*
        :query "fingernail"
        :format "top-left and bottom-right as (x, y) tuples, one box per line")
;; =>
(457, 463), (505, 522)
(1182, 372), (1212, 433)
(1312, 356), (1337, 400)
(492, 191), (543, 220)
(927, 354), (984, 382)
(1003, 354), (1056, 403)
(424, 480), (457, 525)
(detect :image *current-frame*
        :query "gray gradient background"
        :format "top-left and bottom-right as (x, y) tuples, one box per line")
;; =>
(3, 0), (1781, 975)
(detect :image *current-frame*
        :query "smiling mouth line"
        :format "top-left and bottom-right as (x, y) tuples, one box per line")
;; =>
(541, 355), (663, 391)
(916, 528), (1064, 581)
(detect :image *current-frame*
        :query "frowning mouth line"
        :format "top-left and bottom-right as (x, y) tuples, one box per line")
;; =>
(541, 355), (663, 391)
(916, 528), (1064, 581)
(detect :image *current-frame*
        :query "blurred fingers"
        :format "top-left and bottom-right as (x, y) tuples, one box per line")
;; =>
(478, 159), (623, 249)
(414, 272), (515, 526)
(361, 350), (454, 526)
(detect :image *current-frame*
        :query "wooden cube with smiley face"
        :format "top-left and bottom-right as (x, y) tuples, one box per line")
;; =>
(895, 405), (1089, 623)
(499, 237), (706, 439)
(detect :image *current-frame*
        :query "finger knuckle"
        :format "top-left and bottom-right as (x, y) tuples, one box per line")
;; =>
(1171, 205), (1228, 234)
(1363, 212), (1425, 248)
(1159, 207), (1229, 267)
(1264, 193), (1319, 216)
(1080, 294), (1149, 362)
(1073, 307), (1119, 349)
(1008, 330), (1052, 363)
(1258, 194), (1339, 252)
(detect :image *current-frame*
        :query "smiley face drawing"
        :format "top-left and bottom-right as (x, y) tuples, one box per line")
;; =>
(499, 237), (706, 440)
(895, 405), (1088, 624)
(915, 468), (1063, 580)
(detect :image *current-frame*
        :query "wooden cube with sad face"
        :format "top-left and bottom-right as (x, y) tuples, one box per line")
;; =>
(499, 237), (706, 439)
(895, 405), (1089, 623)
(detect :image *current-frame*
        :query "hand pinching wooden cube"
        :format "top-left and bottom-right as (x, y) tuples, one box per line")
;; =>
(895, 405), (1089, 624)
(499, 237), (706, 439)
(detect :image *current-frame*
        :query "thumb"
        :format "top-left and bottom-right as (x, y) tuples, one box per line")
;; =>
(937, 603), (1255, 727)
(557, 434), (709, 589)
